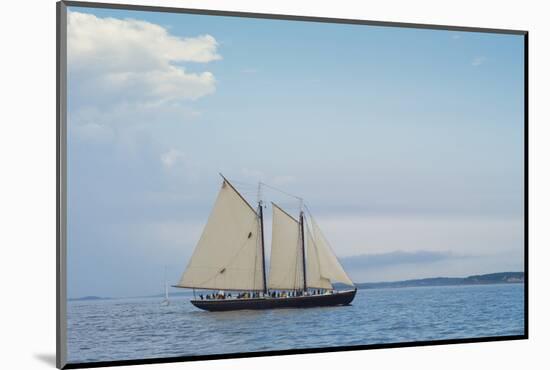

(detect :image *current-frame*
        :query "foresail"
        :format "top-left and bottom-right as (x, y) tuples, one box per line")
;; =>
(308, 218), (354, 287)
(268, 203), (303, 290)
(306, 227), (333, 289)
(177, 180), (264, 291)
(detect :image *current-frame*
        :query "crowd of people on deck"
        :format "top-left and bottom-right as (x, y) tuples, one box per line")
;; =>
(198, 289), (332, 300)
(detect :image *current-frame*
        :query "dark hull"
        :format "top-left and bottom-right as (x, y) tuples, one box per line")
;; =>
(190, 289), (357, 312)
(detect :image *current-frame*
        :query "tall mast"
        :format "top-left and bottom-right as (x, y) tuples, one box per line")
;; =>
(259, 201), (267, 294)
(300, 211), (307, 292)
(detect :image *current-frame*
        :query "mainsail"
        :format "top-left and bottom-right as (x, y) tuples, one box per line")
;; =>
(176, 179), (264, 291)
(268, 203), (303, 290)
(306, 217), (354, 289)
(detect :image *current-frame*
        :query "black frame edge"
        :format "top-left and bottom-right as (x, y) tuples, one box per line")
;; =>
(62, 0), (527, 35)
(523, 32), (529, 338)
(57, 1), (529, 369)
(62, 335), (528, 369)
(57, 1), (68, 369)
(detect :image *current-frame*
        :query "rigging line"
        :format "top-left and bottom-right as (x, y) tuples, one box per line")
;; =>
(259, 182), (303, 202)
(223, 178), (302, 201)
(303, 204), (318, 227)
(303, 203), (313, 216)
(226, 179), (257, 186)
(234, 186), (258, 191)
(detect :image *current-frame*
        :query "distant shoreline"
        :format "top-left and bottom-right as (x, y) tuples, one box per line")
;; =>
(350, 271), (524, 290)
(68, 271), (524, 301)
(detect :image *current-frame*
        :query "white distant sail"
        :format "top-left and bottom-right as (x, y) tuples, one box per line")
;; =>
(268, 203), (303, 290)
(161, 266), (170, 306)
(176, 179), (264, 291)
(307, 217), (354, 288)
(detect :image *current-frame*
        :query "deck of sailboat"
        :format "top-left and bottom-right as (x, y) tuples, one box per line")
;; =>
(190, 289), (357, 311)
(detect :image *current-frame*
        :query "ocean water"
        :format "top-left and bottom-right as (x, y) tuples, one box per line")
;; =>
(67, 284), (524, 364)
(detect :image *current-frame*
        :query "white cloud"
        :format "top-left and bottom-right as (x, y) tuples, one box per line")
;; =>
(68, 11), (220, 105)
(69, 114), (115, 143)
(471, 56), (487, 67)
(67, 9), (220, 173)
(68, 11), (220, 68)
(161, 149), (186, 169)
(69, 101), (201, 146)
(160, 149), (201, 182)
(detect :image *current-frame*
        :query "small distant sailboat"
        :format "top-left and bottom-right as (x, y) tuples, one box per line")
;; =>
(161, 267), (170, 306)
(173, 174), (356, 311)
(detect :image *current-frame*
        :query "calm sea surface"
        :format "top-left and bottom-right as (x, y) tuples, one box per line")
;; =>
(67, 284), (524, 363)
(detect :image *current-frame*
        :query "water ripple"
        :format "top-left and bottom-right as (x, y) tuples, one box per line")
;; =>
(67, 284), (524, 363)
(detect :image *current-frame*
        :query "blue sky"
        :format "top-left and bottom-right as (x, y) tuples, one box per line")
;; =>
(66, 6), (524, 298)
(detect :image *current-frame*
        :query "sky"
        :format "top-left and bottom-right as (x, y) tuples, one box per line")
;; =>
(66, 6), (525, 298)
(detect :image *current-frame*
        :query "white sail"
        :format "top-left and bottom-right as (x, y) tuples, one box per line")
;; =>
(177, 180), (264, 291)
(306, 227), (333, 289)
(161, 266), (170, 305)
(307, 217), (354, 287)
(268, 203), (303, 290)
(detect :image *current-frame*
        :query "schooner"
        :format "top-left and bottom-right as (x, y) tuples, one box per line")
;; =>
(174, 175), (356, 311)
